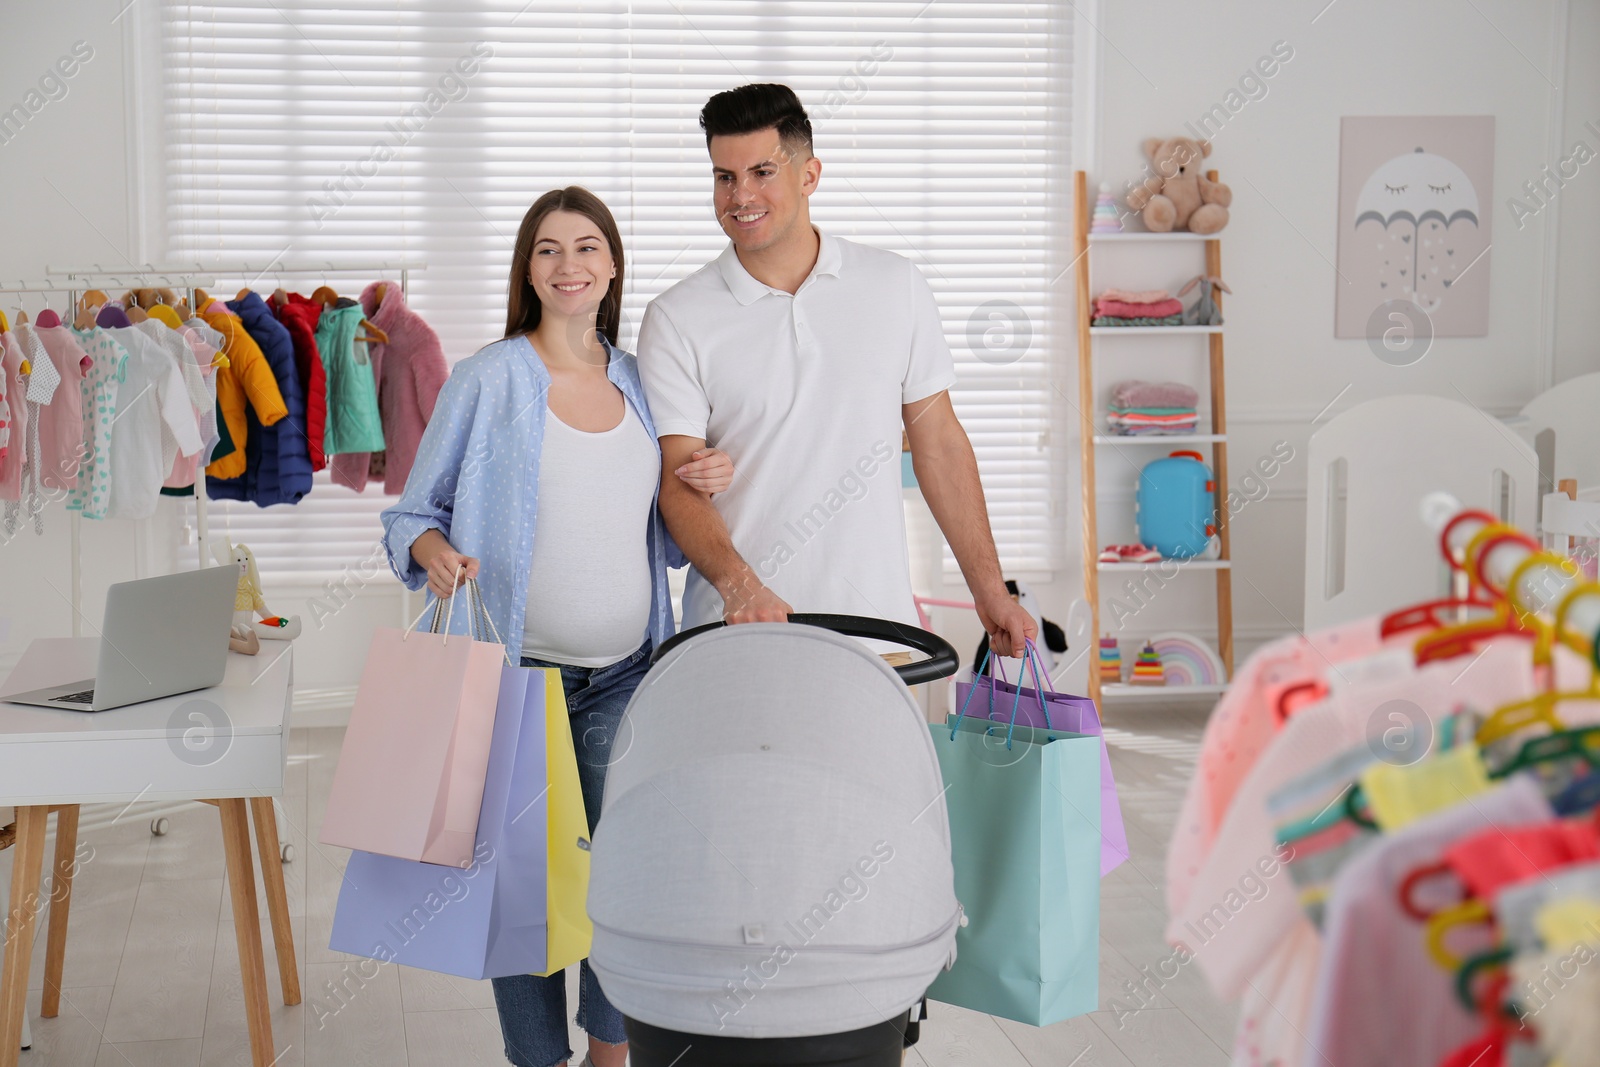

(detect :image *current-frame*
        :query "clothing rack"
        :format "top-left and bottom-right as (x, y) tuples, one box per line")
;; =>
(1430, 492), (1600, 648)
(6, 262), (425, 634)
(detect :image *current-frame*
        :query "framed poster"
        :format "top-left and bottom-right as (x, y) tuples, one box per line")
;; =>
(1335, 115), (1494, 338)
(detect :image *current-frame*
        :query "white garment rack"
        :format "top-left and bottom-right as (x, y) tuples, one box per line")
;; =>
(4, 262), (424, 634)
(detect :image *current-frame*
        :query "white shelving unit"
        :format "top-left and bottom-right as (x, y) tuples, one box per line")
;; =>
(1075, 170), (1234, 706)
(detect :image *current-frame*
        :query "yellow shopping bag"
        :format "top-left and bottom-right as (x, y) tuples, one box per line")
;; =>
(539, 668), (594, 975)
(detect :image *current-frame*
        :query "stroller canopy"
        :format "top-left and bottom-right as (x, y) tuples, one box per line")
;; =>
(588, 623), (960, 1039)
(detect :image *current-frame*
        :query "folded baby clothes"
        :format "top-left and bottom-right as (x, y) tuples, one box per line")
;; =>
(1112, 380), (1200, 409)
(1099, 288), (1173, 304)
(1095, 297), (1185, 319)
(1091, 313), (1185, 327)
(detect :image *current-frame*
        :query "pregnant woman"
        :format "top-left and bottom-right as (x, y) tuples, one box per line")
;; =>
(382, 186), (733, 1067)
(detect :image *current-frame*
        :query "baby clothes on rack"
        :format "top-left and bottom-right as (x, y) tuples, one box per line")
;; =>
(313, 301), (384, 456)
(1167, 636), (1577, 1067)
(99, 322), (204, 520)
(271, 292), (328, 470)
(65, 328), (129, 520)
(330, 281), (446, 494)
(0, 323), (8, 462)
(21, 323), (88, 492)
(2, 326), (65, 535)
(200, 303), (286, 482)
(1301, 776), (1553, 1067)
(0, 325), (26, 501)
(213, 291), (311, 506)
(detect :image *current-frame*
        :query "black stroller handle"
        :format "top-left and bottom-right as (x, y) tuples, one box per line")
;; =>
(650, 613), (960, 686)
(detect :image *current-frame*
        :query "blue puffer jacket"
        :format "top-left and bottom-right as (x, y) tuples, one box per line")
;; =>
(209, 292), (313, 506)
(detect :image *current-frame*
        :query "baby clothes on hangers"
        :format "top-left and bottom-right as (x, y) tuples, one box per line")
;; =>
(271, 292), (327, 469)
(329, 281), (446, 494)
(2, 327), (63, 535)
(131, 321), (206, 475)
(134, 319), (213, 489)
(1167, 615), (1390, 920)
(200, 306), (286, 482)
(18, 323), (87, 492)
(313, 301), (384, 455)
(1167, 637), (1555, 1067)
(0, 329), (25, 503)
(216, 291), (310, 506)
(65, 328), (129, 520)
(101, 324), (203, 520)
(0, 326), (8, 463)
(1301, 777), (1552, 1067)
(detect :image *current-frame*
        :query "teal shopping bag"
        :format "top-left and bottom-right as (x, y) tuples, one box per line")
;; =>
(925, 714), (1101, 1026)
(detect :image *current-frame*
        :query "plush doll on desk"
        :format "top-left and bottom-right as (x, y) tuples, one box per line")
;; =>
(1124, 136), (1231, 235)
(212, 540), (302, 654)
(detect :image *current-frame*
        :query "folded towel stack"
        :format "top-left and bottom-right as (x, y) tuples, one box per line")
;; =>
(1092, 289), (1184, 327)
(1107, 379), (1199, 435)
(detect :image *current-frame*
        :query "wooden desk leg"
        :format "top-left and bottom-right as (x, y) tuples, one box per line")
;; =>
(218, 799), (275, 1067)
(0, 806), (48, 1067)
(40, 804), (79, 1018)
(248, 797), (301, 1006)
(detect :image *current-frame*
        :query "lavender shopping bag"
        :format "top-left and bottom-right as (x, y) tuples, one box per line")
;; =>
(328, 662), (552, 979)
(955, 641), (1129, 875)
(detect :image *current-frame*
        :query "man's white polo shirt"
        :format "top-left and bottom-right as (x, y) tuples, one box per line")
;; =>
(638, 227), (957, 629)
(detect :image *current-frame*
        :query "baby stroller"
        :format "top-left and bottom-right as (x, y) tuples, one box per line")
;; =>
(587, 615), (963, 1067)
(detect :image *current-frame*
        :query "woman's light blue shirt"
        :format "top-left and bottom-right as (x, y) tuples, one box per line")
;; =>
(381, 333), (681, 650)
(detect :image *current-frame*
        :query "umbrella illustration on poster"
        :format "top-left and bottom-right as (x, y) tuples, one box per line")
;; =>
(1353, 148), (1479, 312)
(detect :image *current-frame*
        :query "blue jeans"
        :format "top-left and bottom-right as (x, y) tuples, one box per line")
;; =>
(491, 639), (652, 1067)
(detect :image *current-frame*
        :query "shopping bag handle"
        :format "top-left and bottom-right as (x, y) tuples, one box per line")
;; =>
(650, 613), (959, 686)
(951, 643), (1055, 747)
(401, 572), (514, 665)
(404, 565), (465, 642)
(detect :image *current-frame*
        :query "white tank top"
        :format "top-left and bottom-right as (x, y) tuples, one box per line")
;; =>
(521, 401), (659, 666)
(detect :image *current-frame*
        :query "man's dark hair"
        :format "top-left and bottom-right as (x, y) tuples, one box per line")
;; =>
(699, 83), (813, 156)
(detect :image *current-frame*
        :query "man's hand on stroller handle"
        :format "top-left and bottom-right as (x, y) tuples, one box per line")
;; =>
(721, 573), (793, 625)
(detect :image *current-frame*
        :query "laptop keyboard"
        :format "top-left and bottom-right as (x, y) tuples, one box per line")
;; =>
(54, 689), (95, 704)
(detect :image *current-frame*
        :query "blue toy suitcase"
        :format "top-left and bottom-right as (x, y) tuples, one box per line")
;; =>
(1136, 450), (1216, 558)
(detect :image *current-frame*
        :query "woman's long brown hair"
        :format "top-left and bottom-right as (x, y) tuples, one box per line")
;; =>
(504, 186), (625, 345)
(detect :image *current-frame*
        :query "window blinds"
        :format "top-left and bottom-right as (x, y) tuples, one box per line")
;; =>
(161, 1), (1065, 579)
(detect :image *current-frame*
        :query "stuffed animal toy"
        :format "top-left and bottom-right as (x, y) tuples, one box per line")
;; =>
(211, 540), (302, 653)
(1178, 274), (1232, 326)
(1124, 137), (1231, 235)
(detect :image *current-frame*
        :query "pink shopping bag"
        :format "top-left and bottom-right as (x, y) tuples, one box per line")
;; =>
(320, 577), (507, 867)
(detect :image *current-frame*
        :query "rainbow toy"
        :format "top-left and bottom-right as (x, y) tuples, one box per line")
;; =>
(1130, 641), (1165, 685)
(1098, 636), (1122, 683)
(1148, 631), (1227, 686)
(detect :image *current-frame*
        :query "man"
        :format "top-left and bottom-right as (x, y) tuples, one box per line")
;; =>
(639, 82), (1035, 658)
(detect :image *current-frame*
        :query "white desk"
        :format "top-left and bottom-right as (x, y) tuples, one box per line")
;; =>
(0, 638), (300, 1067)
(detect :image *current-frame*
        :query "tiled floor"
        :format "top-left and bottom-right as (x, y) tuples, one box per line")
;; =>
(0, 708), (1232, 1066)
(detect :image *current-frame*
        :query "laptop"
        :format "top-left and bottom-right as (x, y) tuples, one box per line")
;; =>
(5, 567), (239, 712)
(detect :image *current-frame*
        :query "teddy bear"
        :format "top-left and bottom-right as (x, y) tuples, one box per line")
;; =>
(1124, 136), (1231, 235)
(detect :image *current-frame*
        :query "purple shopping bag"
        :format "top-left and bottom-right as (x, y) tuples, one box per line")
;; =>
(328, 662), (553, 979)
(955, 641), (1130, 876)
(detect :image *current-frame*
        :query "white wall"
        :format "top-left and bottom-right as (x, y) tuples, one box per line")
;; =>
(3, 0), (1597, 707)
(1027, 0), (1600, 698)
